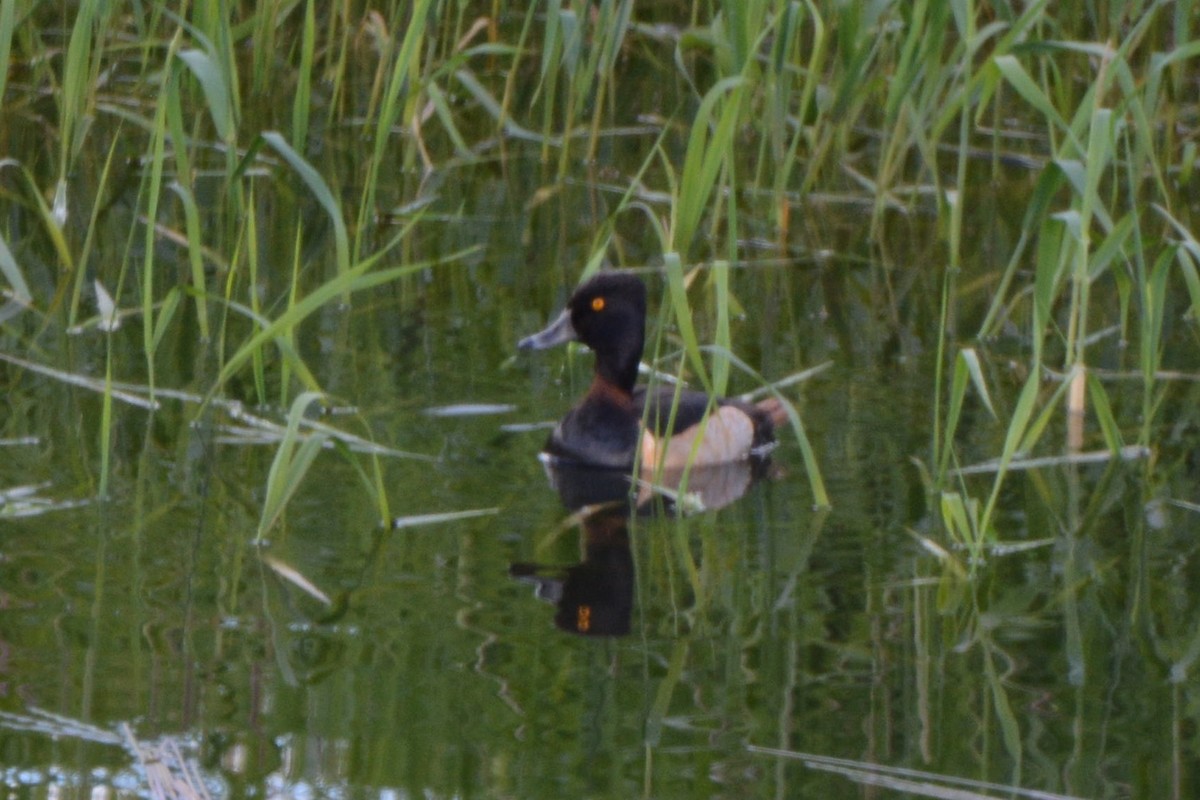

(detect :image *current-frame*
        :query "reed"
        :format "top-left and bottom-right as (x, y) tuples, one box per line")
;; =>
(1, 0), (1196, 550)
(256, 391), (329, 543)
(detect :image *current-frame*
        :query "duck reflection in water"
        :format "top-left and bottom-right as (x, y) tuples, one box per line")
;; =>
(509, 457), (776, 637)
(509, 475), (634, 637)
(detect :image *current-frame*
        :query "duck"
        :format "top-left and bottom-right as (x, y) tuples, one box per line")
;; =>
(518, 271), (787, 470)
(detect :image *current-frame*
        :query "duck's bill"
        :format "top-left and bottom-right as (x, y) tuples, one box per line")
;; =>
(518, 309), (576, 350)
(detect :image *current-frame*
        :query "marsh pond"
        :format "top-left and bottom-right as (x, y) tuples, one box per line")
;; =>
(2, 2), (1199, 798)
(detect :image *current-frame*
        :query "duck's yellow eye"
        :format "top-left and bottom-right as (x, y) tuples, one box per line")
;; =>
(591, 296), (605, 312)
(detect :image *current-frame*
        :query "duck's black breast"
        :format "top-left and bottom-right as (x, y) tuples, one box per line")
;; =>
(545, 391), (641, 469)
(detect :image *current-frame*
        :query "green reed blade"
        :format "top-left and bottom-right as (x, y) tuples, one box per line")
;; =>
(257, 391), (329, 542)
(260, 131), (350, 280)
(357, 0), (433, 257)
(1017, 375), (1072, 462)
(177, 48), (236, 144)
(982, 641), (1024, 766)
(165, 182), (209, 341)
(150, 287), (182, 355)
(2, 161), (74, 277)
(535, 2), (565, 162)
(425, 82), (475, 157)
(938, 348), (998, 480)
(1062, 107), (1116, 362)
(792, 0), (829, 198)
(1145, 40), (1200, 120)
(140, 36), (177, 394)
(248, 0), (275, 97)
(599, 0), (633, 75)
(243, 185), (267, 405)
(334, 437), (391, 525)
(66, 126), (126, 328)
(977, 166), (1064, 338)
(1154, 204), (1200, 323)
(1088, 213), (1134, 280)
(530, 0), (556, 108)
(0, 0), (13, 107)
(59, 0), (101, 176)
(1031, 214), (1068, 361)
(291, 0), (316, 152)
(558, 6), (582, 79)
(1140, 247), (1173, 388)
(496, 2), (538, 139)
(453, 69), (543, 143)
(939, 492), (978, 554)
(644, 639), (689, 747)
(99, 350), (113, 499)
(779, 396), (830, 510)
(672, 76), (744, 257)
(959, 350), (998, 421)
(207, 247), (478, 403)
(883, 0), (933, 124)
(711, 262), (730, 398)
(584, 0), (634, 161)
(279, 224), (305, 405)
(163, 62), (205, 343)
(977, 369), (1042, 536)
(0, 231), (31, 315)
(1173, 245), (1200, 324)
(932, 255), (951, 479)
(1086, 373), (1124, 453)
(762, 1), (798, 200)
(663, 252), (711, 394)
(992, 54), (1076, 149)
(534, 0), (562, 106)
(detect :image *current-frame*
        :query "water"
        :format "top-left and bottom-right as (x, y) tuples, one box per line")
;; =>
(4, 284), (1187, 797)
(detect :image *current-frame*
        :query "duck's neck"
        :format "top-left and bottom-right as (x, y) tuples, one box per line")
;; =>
(594, 338), (642, 396)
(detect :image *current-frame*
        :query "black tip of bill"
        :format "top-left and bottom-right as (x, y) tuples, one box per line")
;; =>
(518, 309), (576, 351)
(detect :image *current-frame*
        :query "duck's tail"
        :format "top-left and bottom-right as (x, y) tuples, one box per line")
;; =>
(754, 396), (790, 429)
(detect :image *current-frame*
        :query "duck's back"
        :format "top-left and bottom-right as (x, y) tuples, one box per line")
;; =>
(637, 386), (777, 469)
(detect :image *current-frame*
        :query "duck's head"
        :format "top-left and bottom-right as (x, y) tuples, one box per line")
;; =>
(519, 272), (647, 392)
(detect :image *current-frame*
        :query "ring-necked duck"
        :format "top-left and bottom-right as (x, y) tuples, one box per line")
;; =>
(519, 272), (787, 470)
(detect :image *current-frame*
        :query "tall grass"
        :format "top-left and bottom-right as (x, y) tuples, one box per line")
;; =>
(1, 1), (1196, 549)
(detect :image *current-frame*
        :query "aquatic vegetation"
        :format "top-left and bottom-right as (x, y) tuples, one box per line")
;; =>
(1, 2), (1199, 796)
